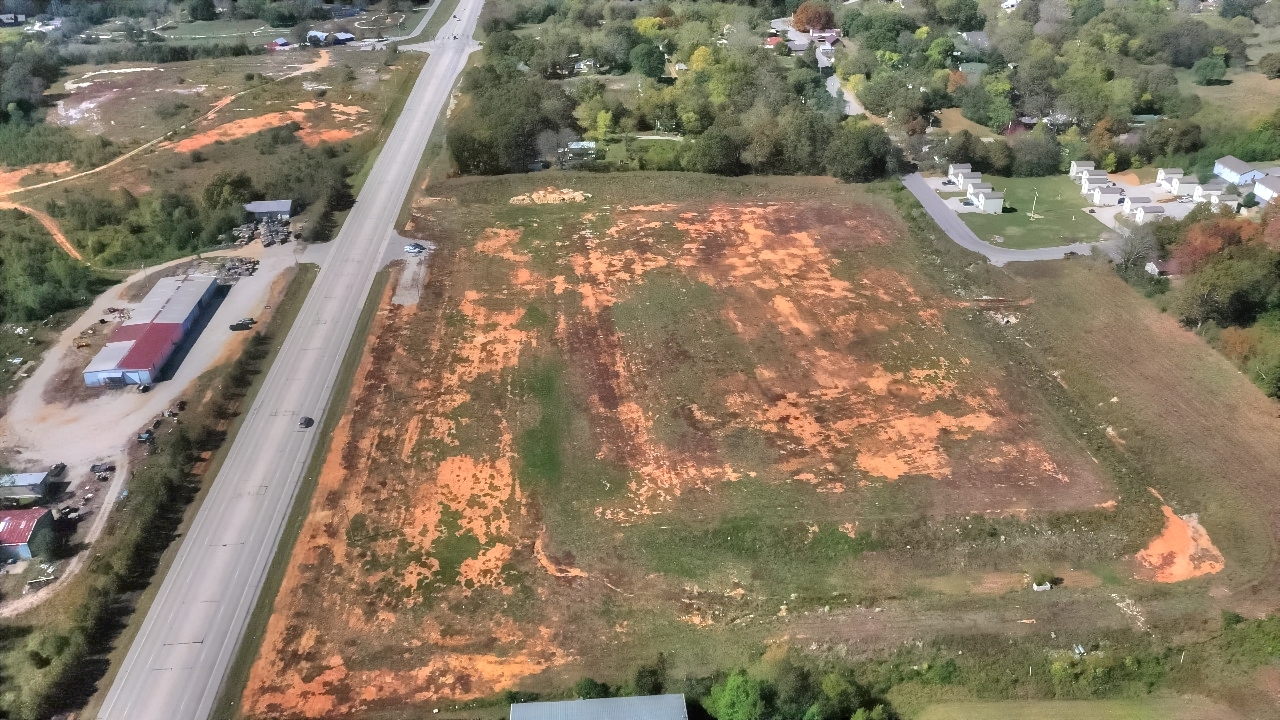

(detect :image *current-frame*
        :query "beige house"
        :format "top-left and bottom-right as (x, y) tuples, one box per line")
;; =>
(1092, 186), (1124, 206)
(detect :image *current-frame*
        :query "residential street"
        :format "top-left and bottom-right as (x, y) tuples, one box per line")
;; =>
(94, 3), (484, 718)
(902, 173), (1114, 266)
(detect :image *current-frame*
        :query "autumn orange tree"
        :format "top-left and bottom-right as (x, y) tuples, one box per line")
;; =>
(793, 1), (835, 32)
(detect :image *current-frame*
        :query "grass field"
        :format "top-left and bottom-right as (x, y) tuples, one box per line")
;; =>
(959, 175), (1110, 249)
(224, 172), (1280, 720)
(916, 698), (1243, 720)
(936, 108), (997, 139)
(1180, 68), (1280, 129)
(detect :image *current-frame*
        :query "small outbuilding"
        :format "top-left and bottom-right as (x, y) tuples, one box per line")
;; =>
(0, 473), (49, 502)
(1214, 155), (1265, 185)
(511, 694), (689, 720)
(244, 199), (293, 220)
(332, 32), (356, 44)
(0, 508), (52, 561)
(307, 30), (328, 45)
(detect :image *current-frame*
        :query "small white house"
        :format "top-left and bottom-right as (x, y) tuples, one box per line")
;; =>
(966, 182), (992, 200)
(1068, 160), (1095, 178)
(1213, 155), (1265, 185)
(956, 171), (983, 190)
(1211, 194), (1241, 212)
(1122, 196), (1151, 214)
(1170, 177), (1200, 197)
(1254, 176), (1280, 204)
(976, 190), (1004, 214)
(1080, 173), (1109, 194)
(1193, 181), (1227, 203)
(1156, 168), (1183, 191)
(1092, 186), (1124, 206)
(1134, 205), (1165, 224)
(946, 164), (972, 185)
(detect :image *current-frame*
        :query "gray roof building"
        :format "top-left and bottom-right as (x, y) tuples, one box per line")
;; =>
(244, 199), (293, 218)
(511, 694), (688, 720)
(0, 472), (48, 501)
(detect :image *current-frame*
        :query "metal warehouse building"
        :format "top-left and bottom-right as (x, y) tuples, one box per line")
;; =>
(83, 275), (219, 387)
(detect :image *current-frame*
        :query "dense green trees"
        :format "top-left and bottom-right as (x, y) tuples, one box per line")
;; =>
(0, 211), (99, 322)
(447, 64), (575, 174)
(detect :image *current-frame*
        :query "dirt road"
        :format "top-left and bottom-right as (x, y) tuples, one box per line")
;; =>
(0, 201), (82, 260)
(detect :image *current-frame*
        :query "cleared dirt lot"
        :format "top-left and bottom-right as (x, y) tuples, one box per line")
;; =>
(238, 174), (1263, 719)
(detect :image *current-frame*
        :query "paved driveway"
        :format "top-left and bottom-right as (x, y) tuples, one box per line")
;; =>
(902, 173), (1114, 266)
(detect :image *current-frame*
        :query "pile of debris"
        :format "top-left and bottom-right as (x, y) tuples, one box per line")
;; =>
(220, 257), (259, 280)
(510, 187), (591, 205)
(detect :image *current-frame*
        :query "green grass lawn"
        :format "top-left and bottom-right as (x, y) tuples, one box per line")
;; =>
(917, 698), (1243, 720)
(960, 175), (1110, 249)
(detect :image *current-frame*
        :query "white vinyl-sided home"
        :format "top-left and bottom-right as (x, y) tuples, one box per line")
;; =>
(966, 182), (992, 200)
(1080, 173), (1109, 194)
(1211, 194), (1242, 212)
(1122, 196), (1151, 214)
(1193, 180), (1227, 203)
(1068, 160), (1095, 178)
(1156, 168), (1183, 191)
(1092, 186), (1124, 206)
(947, 163), (972, 184)
(956, 171), (983, 190)
(1134, 205), (1165, 224)
(1170, 176), (1200, 197)
(975, 190), (1004, 214)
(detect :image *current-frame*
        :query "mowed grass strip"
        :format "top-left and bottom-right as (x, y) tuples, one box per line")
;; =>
(960, 175), (1109, 249)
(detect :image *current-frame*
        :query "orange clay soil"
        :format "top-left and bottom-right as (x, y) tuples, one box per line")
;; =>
(1136, 505), (1225, 582)
(0, 162), (73, 194)
(242, 198), (1115, 718)
(0, 201), (81, 260)
(166, 100), (369, 153)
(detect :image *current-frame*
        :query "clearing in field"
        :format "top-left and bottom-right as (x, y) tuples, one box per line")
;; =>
(240, 175), (1143, 718)
(958, 175), (1110, 249)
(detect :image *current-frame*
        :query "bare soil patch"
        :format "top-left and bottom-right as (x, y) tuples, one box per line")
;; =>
(240, 176), (1125, 718)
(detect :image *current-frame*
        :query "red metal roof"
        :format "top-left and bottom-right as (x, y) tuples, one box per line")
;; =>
(0, 508), (50, 546)
(108, 323), (153, 343)
(118, 323), (184, 373)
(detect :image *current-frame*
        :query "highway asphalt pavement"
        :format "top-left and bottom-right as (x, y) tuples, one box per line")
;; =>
(95, 3), (484, 718)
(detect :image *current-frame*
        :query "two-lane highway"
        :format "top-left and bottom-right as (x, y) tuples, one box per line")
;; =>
(97, 4), (484, 719)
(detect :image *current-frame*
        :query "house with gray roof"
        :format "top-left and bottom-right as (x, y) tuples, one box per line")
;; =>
(511, 694), (689, 720)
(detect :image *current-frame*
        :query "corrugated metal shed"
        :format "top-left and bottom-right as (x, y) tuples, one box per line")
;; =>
(0, 473), (47, 489)
(244, 199), (293, 215)
(510, 695), (688, 720)
(0, 508), (50, 545)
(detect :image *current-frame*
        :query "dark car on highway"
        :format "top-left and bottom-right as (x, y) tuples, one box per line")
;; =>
(298, 416), (314, 428)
